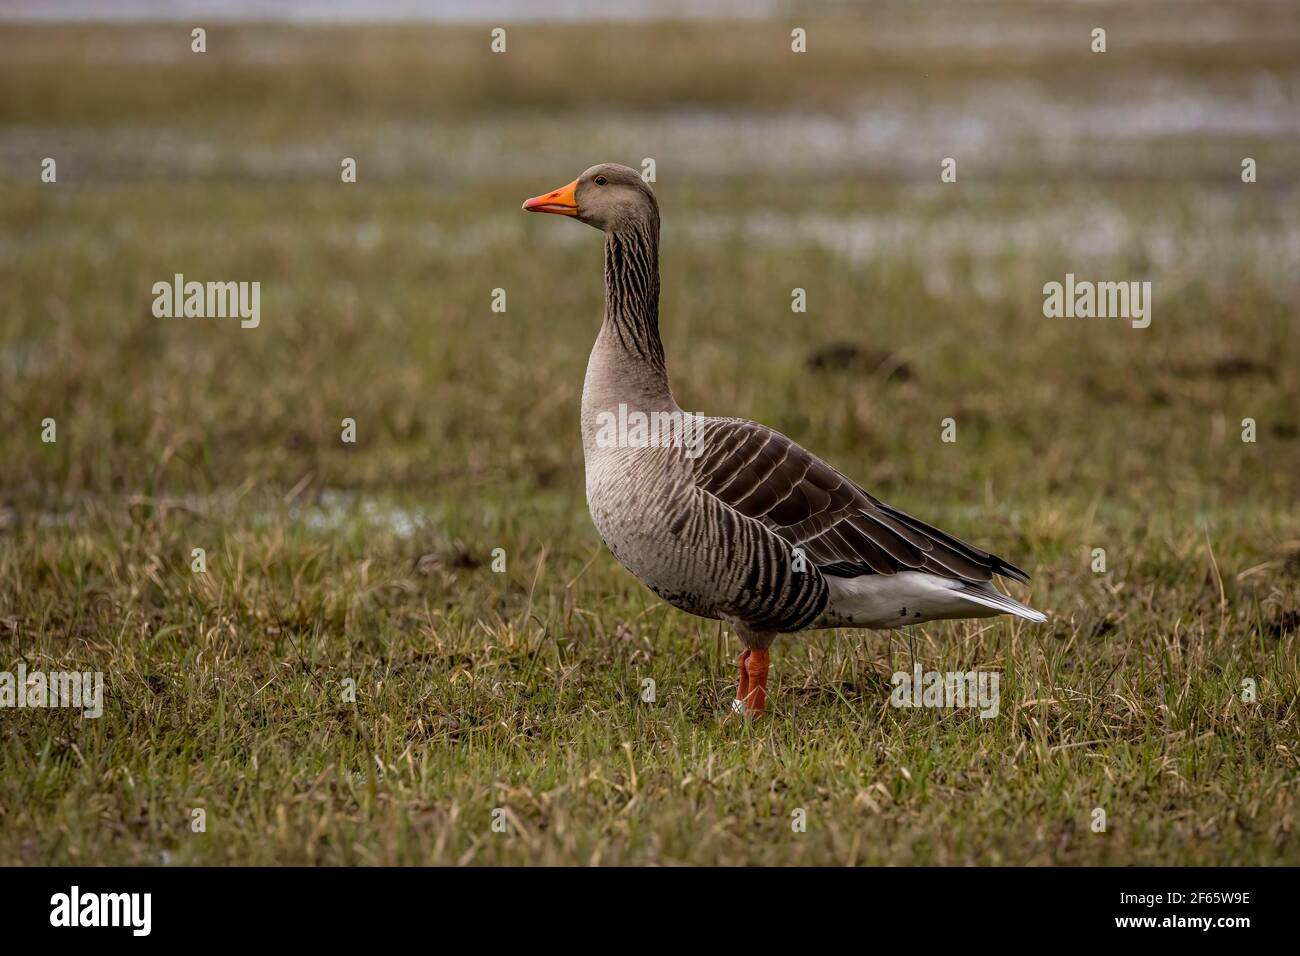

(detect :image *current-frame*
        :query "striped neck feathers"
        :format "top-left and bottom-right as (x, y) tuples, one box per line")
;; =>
(602, 217), (666, 376)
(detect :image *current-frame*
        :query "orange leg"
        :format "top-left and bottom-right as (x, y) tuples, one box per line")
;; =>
(742, 648), (770, 716)
(734, 649), (751, 714)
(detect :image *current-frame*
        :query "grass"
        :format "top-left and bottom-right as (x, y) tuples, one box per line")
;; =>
(1, 5), (1298, 865)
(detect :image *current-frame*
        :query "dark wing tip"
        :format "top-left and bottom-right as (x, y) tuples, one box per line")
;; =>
(872, 501), (1032, 584)
(990, 556), (1031, 584)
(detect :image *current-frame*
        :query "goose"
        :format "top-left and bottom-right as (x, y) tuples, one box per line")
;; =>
(523, 163), (1045, 717)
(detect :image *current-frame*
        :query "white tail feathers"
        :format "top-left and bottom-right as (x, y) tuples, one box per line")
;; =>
(954, 582), (1048, 623)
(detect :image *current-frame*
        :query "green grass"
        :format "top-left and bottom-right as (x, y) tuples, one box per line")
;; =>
(1, 7), (1298, 864)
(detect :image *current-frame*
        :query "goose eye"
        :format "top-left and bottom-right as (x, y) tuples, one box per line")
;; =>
(594, 175), (607, 186)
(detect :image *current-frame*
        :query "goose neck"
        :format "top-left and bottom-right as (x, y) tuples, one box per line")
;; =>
(601, 223), (666, 380)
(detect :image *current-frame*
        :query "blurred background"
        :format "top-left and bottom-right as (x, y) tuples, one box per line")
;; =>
(1, 1), (1296, 515)
(0, 1), (1297, 864)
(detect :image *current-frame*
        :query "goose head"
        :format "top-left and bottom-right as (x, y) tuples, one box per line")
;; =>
(522, 163), (658, 233)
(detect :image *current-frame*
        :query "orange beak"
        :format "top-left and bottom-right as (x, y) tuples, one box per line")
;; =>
(522, 178), (579, 216)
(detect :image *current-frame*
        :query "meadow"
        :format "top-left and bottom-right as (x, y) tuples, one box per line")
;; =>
(0, 3), (1297, 864)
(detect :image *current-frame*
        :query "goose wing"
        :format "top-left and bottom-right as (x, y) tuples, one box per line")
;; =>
(690, 417), (1029, 584)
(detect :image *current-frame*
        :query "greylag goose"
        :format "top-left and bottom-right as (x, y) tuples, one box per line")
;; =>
(523, 164), (1045, 717)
